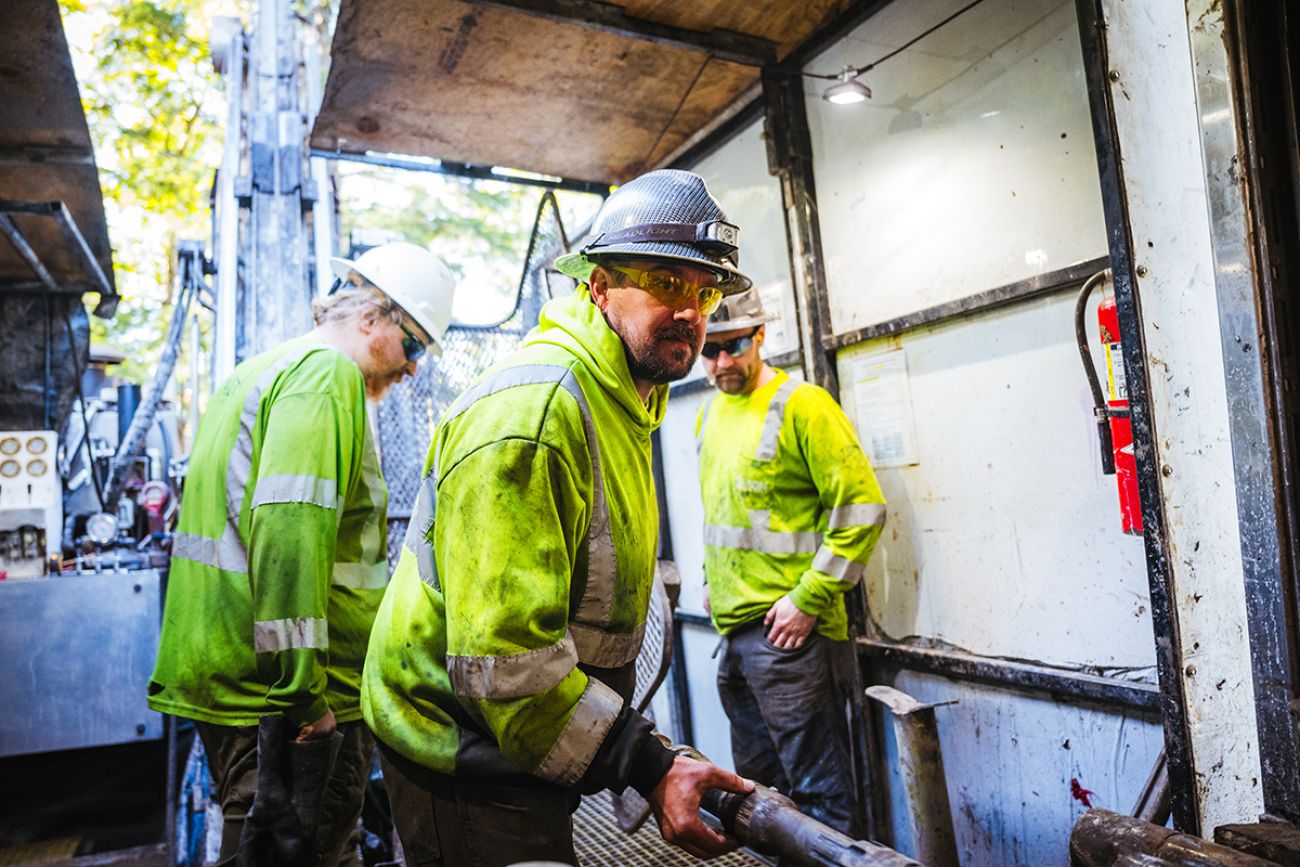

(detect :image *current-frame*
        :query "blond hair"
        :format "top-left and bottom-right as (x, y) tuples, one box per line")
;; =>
(311, 278), (404, 328)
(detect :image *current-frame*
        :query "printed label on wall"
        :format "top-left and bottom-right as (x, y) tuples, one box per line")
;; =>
(850, 349), (919, 468)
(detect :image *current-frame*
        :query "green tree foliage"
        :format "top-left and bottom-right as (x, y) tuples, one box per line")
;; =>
(62, 0), (222, 386)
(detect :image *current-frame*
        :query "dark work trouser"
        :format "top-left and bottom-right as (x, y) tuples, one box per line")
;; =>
(196, 719), (375, 867)
(377, 741), (580, 867)
(716, 620), (859, 837)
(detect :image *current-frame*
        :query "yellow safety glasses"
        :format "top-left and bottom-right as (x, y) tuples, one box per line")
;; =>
(604, 264), (724, 316)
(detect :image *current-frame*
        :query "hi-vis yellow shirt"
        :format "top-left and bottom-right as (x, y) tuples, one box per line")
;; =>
(149, 337), (389, 728)
(696, 370), (885, 640)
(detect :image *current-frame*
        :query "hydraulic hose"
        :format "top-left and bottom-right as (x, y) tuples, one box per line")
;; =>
(104, 248), (199, 510)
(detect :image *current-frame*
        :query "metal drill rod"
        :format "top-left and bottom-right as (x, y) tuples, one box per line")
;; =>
(701, 785), (922, 867)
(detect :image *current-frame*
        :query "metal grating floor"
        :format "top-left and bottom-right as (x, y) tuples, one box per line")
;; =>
(572, 791), (771, 866)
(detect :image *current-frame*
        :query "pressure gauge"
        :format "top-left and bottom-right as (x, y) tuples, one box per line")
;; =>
(26, 436), (47, 454)
(86, 512), (119, 546)
(26, 458), (48, 477)
(0, 437), (19, 455)
(0, 459), (19, 478)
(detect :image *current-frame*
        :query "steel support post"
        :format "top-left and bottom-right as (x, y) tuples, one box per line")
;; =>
(760, 66), (838, 396)
(1073, 0), (1199, 832)
(1187, 0), (1300, 823)
(247, 0), (313, 357)
(865, 686), (959, 867)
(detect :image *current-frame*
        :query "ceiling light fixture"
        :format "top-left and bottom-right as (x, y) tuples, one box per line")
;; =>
(823, 67), (872, 105)
(806, 0), (989, 107)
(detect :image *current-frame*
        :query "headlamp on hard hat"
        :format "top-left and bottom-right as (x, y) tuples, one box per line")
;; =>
(584, 220), (742, 262)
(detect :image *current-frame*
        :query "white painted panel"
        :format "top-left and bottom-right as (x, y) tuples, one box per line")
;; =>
(688, 120), (798, 356)
(1099, 0), (1262, 829)
(878, 672), (1164, 867)
(836, 293), (1154, 670)
(805, 0), (1107, 333)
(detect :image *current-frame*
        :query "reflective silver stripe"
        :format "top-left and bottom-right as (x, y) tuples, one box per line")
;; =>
(436, 363), (617, 627)
(226, 343), (338, 527)
(534, 678), (623, 786)
(754, 379), (799, 462)
(357, 420), (387, 563)
(704, 510), (820, 555)
(253, 617), (329, 652)
(695, 395), (716, 454)
(448, 633), (578, 700)
(332, 561), (389, 589)
(570, 620), (645, 668)
(812, 547), (867, 585)
(406, 471), (439, 591)
(827, 502), (887, 529)
(250, 474), (339, 510)
(172, 527), (248, 573)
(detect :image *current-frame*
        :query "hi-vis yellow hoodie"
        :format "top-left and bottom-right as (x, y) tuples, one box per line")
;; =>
(362, 289), (675, 795)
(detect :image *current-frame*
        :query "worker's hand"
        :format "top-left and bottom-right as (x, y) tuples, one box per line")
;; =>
(764, 594), (816, 649)
(647, 756), (753, 859)
(296, 709), (336, 742)
(703, 592), (712, 616)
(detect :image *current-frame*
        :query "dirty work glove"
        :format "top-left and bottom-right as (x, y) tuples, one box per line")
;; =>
(236, 715), (343, 867)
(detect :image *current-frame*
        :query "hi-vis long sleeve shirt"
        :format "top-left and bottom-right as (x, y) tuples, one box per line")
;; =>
(697, 370), (886, 640)
(149, 337), (389, 727)
(362, 290), (675, 796)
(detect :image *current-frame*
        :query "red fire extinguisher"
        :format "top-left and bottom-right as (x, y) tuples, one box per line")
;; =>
(1076, 270), (1143, 535)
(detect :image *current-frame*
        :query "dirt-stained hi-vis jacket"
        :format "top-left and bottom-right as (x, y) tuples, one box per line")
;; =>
(362, 289), (675, 795)
(697, 369), (886, 640)
(149, 336), (389, 727)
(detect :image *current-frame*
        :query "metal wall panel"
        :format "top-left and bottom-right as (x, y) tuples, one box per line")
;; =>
(0, 570), (163, 757)
(879, 670), (1164, 866)
(804, 0), (1107, 335)
(836, 294), (1154, 670)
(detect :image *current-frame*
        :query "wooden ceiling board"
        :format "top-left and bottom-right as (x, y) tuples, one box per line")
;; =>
(618, 0), (853, 57)
(1, 0), (115, 295)
(313, 0), (855, 182)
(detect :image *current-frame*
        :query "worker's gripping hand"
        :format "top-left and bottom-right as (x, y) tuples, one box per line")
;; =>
(648, 755), (753, 859)
(296, 709), (337, 742)
(764, 594), (817, 649)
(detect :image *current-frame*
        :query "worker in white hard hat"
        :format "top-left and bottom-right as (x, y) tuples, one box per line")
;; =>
(149, 241), (457, 866)
(696, 289), (886, 840)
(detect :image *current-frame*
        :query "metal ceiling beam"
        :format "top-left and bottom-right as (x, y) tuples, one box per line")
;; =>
(468, 0), (778, 66)
(0, 199), (118, 317)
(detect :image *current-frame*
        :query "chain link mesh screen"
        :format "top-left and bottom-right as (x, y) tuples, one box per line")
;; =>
(377, 191), (576, 566)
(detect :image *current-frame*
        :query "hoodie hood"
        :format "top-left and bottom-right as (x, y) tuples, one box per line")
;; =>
(524, 288), (668, 431)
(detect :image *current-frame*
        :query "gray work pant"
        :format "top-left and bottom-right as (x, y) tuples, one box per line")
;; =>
(378, 741), (580, 867)
(196, 719), (374, 867)
(716, 621), (859, 837)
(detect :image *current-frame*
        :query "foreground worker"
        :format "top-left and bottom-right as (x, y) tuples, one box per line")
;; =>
(697, 291), (886, 837)
(363, 170), (753, 865)
(148, 242), (456, 866)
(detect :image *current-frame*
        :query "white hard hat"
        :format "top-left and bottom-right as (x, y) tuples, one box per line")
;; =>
(329, 242), (456, 356)
(706, 288), (776, 334)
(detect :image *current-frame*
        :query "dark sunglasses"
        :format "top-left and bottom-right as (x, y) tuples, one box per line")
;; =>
(398, 321), (428, 363)
(701, 329), (758, 360)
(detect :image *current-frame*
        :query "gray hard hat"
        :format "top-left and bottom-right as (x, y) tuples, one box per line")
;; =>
(706, 288), (776, 334)
(554, 169), (752, 295)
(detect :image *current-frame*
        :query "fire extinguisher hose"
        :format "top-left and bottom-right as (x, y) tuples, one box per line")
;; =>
(1074, 269), (1116, 475)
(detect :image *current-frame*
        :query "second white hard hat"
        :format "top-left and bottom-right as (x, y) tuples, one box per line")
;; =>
(329, 242), (456, 356)
(706, 288), (776, 334)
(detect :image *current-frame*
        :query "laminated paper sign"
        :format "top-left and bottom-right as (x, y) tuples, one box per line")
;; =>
(850, 348), (919, 468)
